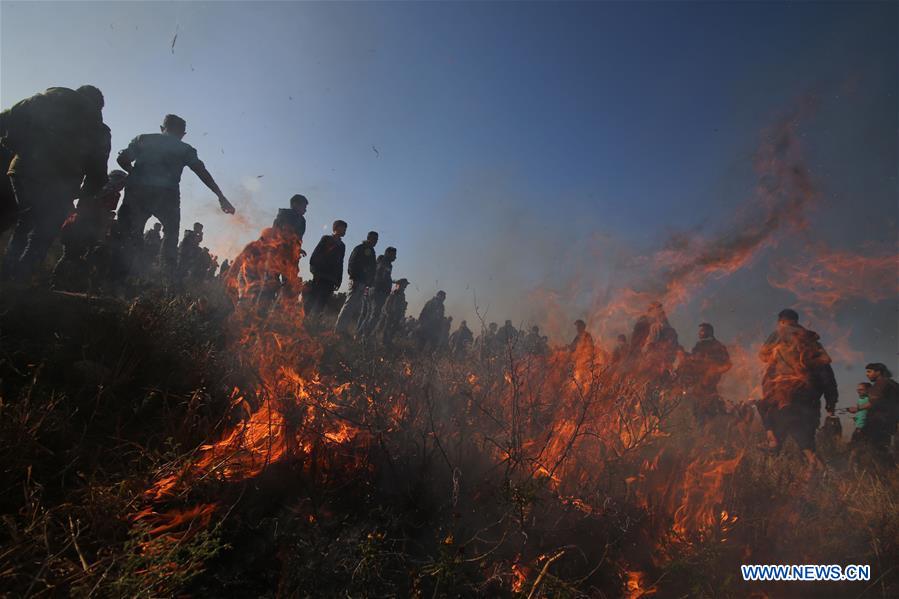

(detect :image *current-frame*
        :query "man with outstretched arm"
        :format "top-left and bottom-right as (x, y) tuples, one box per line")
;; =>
(116, 114), (234, 278)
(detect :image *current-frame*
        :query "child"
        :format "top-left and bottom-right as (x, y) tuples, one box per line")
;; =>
(848, 382), (872, 443)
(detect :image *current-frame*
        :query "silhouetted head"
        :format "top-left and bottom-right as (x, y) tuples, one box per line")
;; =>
(865, 363), (892, 381)
(532, 325), (540, 334)
(698, 323), (714, 340)
(395, 278), (409, 290)
(574, 319), (586, 333)
(385, 246), (397, 261)
(332, 220), (348, 237)
(489, 322), (498, 332)
(777, 309), (799, 327)
(617, 334), (627, 344)
(161, 114), (187, 139)
(436, 290), (446, 301)
(193, 222), (203, 233)
(153, 222), (162, 232)
(290, 194), (308, 215)
(76, 85), (104, 110)
(366, 231), (379, 247)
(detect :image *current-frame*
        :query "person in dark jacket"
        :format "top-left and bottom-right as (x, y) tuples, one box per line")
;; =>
(177, 222), (204, 280)
(1, 86), (110, 281)
(116, 114), (234, 277)
(524, 325), (548, 356)
(569, 319), (594, 354)
(415, 290), (446, 353)
(497, 320), (518, 349)
(681, 323), (732, 422)
(477, 322), (499, 360)
(358, 246), (396, 338)
(857, 363), (898, 457)
(449, 320), (474, 358)
(136, 221), (163, 272)
(378, 278), (409, 347)
(335, 230), (378, 335)
(629, 302), (681, 377)
(757, 309), (838, 470)
(273, 193), (307, 248)
(143, 222), (163, 255)
(305, 219), (347, 316)
(257, 193), (309, 306)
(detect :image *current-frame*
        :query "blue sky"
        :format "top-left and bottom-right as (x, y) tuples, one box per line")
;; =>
(2, 1), (897, 407)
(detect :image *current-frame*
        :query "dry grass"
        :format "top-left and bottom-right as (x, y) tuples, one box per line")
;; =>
(1, 289), (896, 597)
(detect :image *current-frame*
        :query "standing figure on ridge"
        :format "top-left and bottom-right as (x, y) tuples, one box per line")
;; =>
(116, 114), (234, 279)
(142, 221), (163, 270)
(757, 309), (838, 471)
(1, 85), (110, 282)
(358, 246), (396, 338)
(415, 290), (447, 353)
(629, 301), (681, 377)
(305, 219), (347, 317)
(177, 222), (204, 281)
(335, 230), (378, 335)
(450, 320), (474, 358)
(378, 278), (410, 347)
(681, 323), (732, 422)
(853, 363), (899, 464)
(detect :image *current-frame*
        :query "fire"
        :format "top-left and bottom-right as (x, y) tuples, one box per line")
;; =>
(624, 570), (657, 598)
(510, 555), (530, 592)
(671, 450), (744, 539)
(133, 504), (217, 539)
(140, 228), (362, 516)
(769, 245), (898, 314)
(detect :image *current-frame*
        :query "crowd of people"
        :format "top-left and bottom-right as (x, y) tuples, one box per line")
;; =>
(0, 88), (231, 292)
(1, 85), (896, 472)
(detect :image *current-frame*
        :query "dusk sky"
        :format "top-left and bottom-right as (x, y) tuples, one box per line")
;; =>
(2, 1), (896, 412)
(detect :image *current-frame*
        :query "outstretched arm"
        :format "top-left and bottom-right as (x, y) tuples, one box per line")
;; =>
(821, 363), (838, 414)
(190, 161), (235, 214)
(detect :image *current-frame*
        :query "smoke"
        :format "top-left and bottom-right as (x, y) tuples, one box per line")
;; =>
(768, 243), (899, 313)
(620, 102), (818, 307)
(413, 97), (828, 354)
(183, 175), (274, 262)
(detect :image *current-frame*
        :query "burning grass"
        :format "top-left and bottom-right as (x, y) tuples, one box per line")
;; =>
(1, 285), (897, 597)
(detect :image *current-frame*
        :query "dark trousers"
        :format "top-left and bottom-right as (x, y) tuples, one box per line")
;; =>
(116, 185), (180, 273)
(304, 277), (337, 316)
(2, 175), (79, 281)
(358, 290), (388, 337)
(762, 402), (818, 452)
(861, 421), (894, 452)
